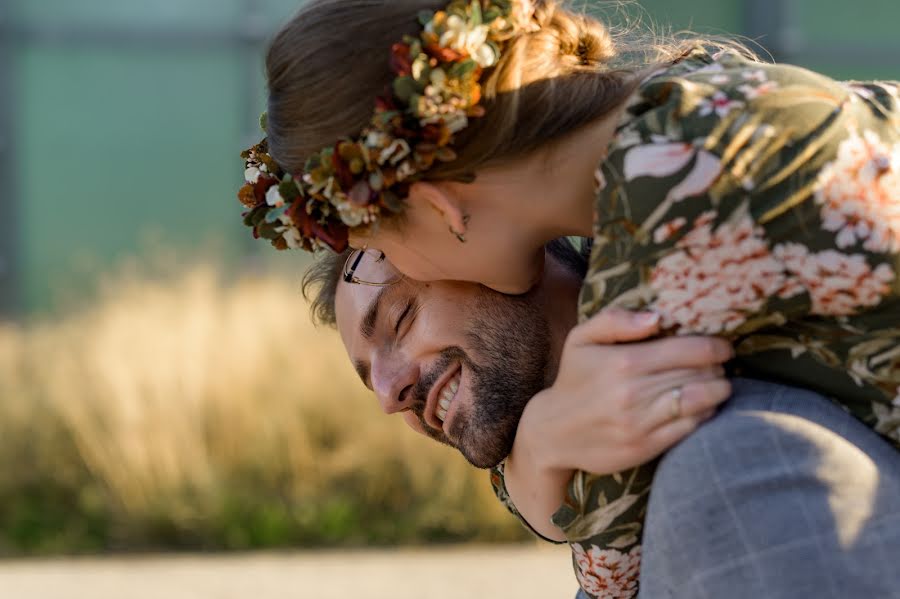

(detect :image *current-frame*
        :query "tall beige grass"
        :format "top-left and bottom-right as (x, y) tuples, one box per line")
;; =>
(0, 263), (528, 552)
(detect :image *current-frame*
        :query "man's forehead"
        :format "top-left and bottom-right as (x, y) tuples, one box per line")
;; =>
(335, 275), (420, 343)
(335, 279), (381, 342)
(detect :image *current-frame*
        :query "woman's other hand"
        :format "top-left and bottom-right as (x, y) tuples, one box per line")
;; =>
(504, 308), (734, 541)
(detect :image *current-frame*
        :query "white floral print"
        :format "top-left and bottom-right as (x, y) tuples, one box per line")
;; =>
(738, 80), (779, 100)
(653, 217), (687, 244)
(815, 129), (900, 253)
(623, 142), (722, 204)
(742, 69), (768, 83)
(649, 211), (795, 334)
(528, 49), (900, 599)
(572, 543), (641, 599)
(774, 243), (895, 315)
(697, 91), (744, 118)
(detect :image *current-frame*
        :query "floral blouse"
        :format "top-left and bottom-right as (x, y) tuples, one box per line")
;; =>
(492, 47), (899, 598)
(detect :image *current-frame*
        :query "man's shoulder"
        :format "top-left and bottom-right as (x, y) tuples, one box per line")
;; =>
(654, 377), (899, 499)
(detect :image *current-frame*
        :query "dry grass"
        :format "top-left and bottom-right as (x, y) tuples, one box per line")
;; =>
(0, 264), (527, 554)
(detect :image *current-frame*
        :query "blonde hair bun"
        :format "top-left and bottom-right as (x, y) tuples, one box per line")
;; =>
(535, 2), (616, 69)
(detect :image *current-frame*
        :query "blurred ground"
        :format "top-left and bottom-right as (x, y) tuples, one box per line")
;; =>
(0, 544), (577, 599)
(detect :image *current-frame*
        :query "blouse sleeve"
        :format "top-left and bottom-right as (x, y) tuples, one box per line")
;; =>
(581, 56), (900, 406)
(564, 50), (900, 599)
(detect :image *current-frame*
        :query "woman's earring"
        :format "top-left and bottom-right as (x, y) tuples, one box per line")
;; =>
(450, 226), (467, 243)
(450, 214), (471, 244)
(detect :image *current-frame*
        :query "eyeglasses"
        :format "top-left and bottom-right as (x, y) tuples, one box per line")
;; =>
(342, 248), (403, 287)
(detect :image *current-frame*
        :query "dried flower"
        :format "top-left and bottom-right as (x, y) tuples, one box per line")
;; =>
(237, 0), (536, 253)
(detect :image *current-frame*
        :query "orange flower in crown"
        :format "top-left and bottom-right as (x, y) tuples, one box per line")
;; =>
(237, 0), (538, 252)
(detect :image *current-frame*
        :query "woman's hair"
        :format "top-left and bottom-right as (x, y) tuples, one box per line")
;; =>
(264, 0), (688, 181)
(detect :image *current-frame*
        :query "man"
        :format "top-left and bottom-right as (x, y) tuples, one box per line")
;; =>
(304, 240), (900, 598)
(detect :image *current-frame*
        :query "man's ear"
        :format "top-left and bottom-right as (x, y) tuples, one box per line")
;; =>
(408, 181), (468, 235)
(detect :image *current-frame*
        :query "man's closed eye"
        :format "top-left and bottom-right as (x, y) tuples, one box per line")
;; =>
(393, 299), (419, 340)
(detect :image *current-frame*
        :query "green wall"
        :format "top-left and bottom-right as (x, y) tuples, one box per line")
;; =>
(8, 0), (304, 312)
(6, 0), (899, 313)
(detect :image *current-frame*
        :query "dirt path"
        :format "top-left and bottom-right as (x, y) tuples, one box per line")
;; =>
(0, 544), (578, 599)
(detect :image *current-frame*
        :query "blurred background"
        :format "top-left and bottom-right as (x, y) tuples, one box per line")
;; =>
(0, 0), (897, 595)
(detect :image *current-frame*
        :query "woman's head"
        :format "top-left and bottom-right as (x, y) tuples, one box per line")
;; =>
(266, 0), (623, 175)
(259, 0), (638, 292)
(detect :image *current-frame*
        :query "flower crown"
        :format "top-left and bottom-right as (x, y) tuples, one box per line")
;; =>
(238, 0), (537, 252)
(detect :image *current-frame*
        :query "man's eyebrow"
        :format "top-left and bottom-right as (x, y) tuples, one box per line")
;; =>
(361, 286), (390, 340)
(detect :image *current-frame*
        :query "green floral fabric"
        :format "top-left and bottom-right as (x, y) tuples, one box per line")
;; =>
(492, 48), (899, 598)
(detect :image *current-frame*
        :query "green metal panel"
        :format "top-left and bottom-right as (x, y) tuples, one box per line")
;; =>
(0, 0), (19, 316)
(11, 0), (245, 29)
(794, 0), (899, 44)
(16, 44), (246, 308)
(9, 0), (304, 312)
(623, 0), (743, 34)
(5, 0), (899, 313)
(612, 0), (899, 80)
(790, 0), (900, 80)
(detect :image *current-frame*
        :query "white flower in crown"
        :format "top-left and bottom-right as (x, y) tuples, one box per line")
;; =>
(240, 1), (540, 254)
(332, 196), (370, 228)
(366, 131), (390, 148)
(244, 166), (261, 184)
(395, 161), (417, 181)
(437, 15), (497, 67)
(378, 139), (412, 166)
(423, 109), (469, 134)
(265, 185), (285, 208)
(273, 214), (302, 249)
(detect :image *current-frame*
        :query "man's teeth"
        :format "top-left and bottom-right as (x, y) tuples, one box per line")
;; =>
(436, 374), (461, 423)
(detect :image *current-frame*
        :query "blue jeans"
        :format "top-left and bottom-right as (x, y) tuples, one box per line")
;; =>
(576, 378), (900, 599)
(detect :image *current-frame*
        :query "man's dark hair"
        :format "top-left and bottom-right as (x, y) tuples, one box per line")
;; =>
(301, 238), (591, 327)
(302, 249), (350, 327)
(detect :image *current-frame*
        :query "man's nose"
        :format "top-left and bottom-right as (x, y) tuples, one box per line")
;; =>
(370, 355), (418, 415)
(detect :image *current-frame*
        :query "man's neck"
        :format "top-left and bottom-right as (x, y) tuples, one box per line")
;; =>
(539, 258), (582, 385)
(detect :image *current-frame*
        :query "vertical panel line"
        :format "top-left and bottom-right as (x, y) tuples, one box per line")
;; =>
(0, 0), (20, 317)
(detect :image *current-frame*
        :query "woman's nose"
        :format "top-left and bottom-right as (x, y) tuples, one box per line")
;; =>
(370, 357), (418, 415)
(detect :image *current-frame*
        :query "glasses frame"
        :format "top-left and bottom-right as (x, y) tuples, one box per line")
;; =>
(342, 248), (403, 287)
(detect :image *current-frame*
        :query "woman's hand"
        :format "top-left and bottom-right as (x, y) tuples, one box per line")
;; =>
(503, 308), (734, 541)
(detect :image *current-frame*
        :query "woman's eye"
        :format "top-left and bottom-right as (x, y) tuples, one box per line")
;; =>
(394, 301), (413, 334)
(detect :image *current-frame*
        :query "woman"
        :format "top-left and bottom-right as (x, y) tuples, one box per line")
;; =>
(238, 1), (899, 596)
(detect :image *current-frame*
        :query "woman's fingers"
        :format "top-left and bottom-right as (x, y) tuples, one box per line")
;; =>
(572, 318), (733, 378)
(632, 366), (725, 408)
(637, 377), (732, 434)
(640, 404), (719, 459)
(568, 308), (661, 346)
(679, 378), (732, 416)
(636, 335), (735, 374)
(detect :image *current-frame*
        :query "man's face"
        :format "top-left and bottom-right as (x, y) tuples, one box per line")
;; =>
(335, 257), (560, 469)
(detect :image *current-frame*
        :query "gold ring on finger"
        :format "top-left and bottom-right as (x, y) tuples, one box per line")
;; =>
(668, 387), (683, 420)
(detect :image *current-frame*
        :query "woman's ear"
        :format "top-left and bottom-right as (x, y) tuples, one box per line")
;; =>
(408, 181), (468, 235)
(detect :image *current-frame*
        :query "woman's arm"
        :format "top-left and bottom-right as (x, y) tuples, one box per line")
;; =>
(500, 308), (733, 541)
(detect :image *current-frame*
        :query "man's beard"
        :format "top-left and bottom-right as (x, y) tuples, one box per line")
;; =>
(410, 287), (552, 469)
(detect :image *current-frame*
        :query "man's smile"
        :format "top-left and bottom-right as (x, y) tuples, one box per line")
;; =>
(424, 363), (462, 433)
(437, 371), (461, 424)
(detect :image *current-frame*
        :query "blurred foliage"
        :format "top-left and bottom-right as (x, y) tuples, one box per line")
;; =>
(0, 260), (529, 555)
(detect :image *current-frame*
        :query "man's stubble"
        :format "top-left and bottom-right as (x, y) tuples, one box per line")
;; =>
(410, 286), (552, 468)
